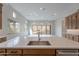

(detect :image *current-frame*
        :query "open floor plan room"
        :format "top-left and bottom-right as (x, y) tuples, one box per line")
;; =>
(0, 3), (79, 56)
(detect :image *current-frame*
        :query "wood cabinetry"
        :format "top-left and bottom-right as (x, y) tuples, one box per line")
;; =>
(0, 48), (56, 56)
(56, 49), (79, 56)
(65, 11), (79, 29)
(64, 10), (79, 42)
(0, 49), (5, 56)
(0, 4), (3, 30)
(6, 49), (22, 56)
(64, 34), (79, 42)
(23, 49), (55, 56)
(76, 13), (79, 28)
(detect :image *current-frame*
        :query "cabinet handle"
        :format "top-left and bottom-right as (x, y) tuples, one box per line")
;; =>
(11, 51), (17, 53)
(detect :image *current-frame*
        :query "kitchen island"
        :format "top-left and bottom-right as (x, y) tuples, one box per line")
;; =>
(0, 35), (79, 56)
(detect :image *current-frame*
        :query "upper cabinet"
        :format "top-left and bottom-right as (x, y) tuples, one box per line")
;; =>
(65, 11), (79, 29)
(0, 4), (3, 30)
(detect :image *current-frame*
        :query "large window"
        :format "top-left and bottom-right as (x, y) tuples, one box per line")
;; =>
(24, 22), (27, 32)
(15, 22), (20, 33)
(9, 19), (20, 33)
(32, 24), (51, 35)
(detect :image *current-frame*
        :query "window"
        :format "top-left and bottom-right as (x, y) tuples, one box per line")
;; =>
(9, 19), (20, 33)
(24, 22), (27, 32)
(15, 22), (20, 33)
(9, 20), (15, 33)
(32, 24), (51, 35)
(13, 11), (16, 18)
(32, 25), (37, 34)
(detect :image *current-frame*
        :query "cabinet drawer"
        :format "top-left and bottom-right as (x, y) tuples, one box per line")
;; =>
(74, 35), (79, 42)
(56, 49), (78, 56)
(0, 49), (5, 56)
(7, 49), (22, 55)
(23, 49), (55, 56)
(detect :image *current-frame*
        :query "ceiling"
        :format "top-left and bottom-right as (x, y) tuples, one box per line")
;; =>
(9, 3), (79, 21)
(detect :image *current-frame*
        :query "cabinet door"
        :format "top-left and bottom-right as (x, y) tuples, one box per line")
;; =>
(23, 49), (55, 56)
(65, 17), (69, 29)
(0, 49), (5, 56)
(71, 14), (77, 29)
(77, 12), (79, 29)
(0, 4), (2, 30)
(0, 8), (2, 30)
(6, 49), (22, 56)
(74, 35), (79, 42)
(68, 16), (72, 29)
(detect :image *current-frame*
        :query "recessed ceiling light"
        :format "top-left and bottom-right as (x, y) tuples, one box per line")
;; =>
(40, 7), (46, 11)
(51, 13), (57, 16)
(53, 13), (56, 16)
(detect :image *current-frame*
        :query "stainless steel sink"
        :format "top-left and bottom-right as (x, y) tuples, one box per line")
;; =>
(27, 41), (51, 45)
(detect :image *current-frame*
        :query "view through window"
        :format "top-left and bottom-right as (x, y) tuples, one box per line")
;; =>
(32, 24), (51, 35)
(9, 19), (20, 33)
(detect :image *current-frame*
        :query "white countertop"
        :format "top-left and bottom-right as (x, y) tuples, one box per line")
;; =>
(66, 29), (79, 35)
(0, 34), (7, 38)
(0, 35), (79, 49)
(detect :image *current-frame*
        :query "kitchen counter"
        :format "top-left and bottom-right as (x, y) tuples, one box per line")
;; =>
(0, 34), (7, 38)
(0, 35), (79, 49)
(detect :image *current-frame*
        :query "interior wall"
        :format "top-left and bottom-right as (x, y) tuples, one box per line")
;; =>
(2, 3), (28, 39)
(54, 19), (63, 37)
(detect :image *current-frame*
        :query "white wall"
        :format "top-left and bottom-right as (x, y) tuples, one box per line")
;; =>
(54, 19), (63, 37)
(2, 4), (28, 39)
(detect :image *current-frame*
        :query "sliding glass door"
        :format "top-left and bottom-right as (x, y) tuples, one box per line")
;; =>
(32, 24), (51, 35)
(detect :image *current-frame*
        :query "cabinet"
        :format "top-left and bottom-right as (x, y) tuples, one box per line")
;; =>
(65, 17), (69, 29)
(74, 35), (79, 42)
(0, 4), (2, 30)
(72, 14), (77, 29)
(64, 34), (79, 42)
(77, 13), (79, 28)
(64, 10), (79, 42)
(56, 49), (79, 56)
(0, 48), (56, 56)
(23, 49), (55, 56)
(0, 49), (5, 56)
(6, 49), (22, 56)
(65, 11), (79, 29)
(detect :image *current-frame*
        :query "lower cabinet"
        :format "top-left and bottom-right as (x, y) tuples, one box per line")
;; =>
(64, 34), (79, 42)
(0, 48), (56, 56)
(0, 48), (79, 56)
(23, 49), (55, 56)
(6, 49), (22, 56)
(56, 49), (79, 56)
(0, 49), (5, 56)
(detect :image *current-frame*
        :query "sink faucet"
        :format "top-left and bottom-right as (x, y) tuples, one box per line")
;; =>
(38, 31), (40, 41)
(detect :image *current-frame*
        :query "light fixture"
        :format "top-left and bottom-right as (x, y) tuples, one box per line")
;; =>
(51, 13), (57, 16)
(53, 13), (56, 16)
(40, 7), (46, 11)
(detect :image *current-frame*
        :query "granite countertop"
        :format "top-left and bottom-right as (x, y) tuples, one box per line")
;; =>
(0, 35), (79, 49)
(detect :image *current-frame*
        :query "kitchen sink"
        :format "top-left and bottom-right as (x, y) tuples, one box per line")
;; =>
(27, 41), (51, 45)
